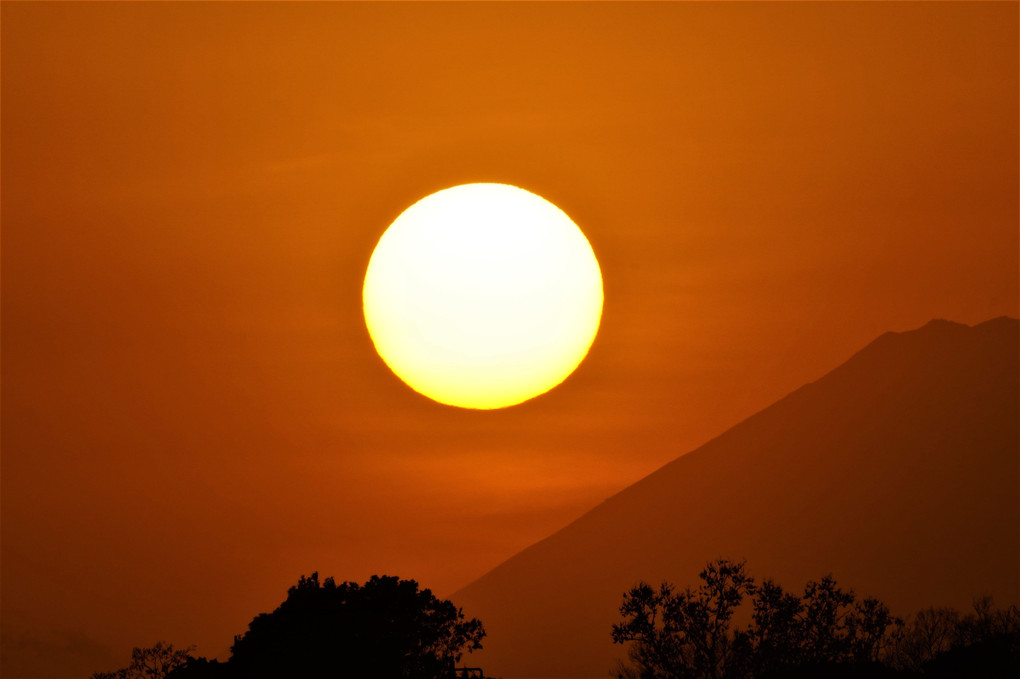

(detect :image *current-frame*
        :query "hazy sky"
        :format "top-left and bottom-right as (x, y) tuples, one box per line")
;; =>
(3, 2), (1017, 677)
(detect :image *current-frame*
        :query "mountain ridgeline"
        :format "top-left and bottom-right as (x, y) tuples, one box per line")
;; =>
(453, 317), (1019, 678)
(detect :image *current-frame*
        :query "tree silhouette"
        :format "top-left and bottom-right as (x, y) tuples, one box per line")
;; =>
(204, 573), (485, 679)
(165, 657), (228, 679)
(747, 579), (804, 676)
(91, 642), (195, 679)
(612, 559), (756, 679)
(887, 597), (1020, 676)
(613, 560), (899, 679)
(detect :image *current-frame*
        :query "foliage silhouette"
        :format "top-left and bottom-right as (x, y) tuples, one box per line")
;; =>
(166, 572), (484, 679)
(90, 641), (195, 679)
(612, 559), (756, 679)
(164, 657), (228, 679)
(886, 597), (1020, 677)
(614, 560), (1020, 678)
(612, 560), (899, 679)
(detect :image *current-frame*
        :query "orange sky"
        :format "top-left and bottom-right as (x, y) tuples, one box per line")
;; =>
(2, 2), (1017, 677)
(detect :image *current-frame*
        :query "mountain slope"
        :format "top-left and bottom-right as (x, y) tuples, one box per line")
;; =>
(454, 317), (1019, 678)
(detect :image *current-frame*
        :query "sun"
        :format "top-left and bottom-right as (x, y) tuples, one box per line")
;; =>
(363, 183), (603, 409)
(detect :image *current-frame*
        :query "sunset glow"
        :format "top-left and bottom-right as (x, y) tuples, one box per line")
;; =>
(3, 2), (1017, 677)
(363, 184), (603, 409)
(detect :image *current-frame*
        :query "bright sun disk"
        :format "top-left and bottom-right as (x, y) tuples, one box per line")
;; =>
(363, 183), (603, 409)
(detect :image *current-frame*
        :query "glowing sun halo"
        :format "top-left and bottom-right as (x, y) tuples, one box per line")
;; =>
(363, 183), (604, 409)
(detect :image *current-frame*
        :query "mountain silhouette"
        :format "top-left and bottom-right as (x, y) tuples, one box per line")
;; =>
(453, 317), (1019, 678)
